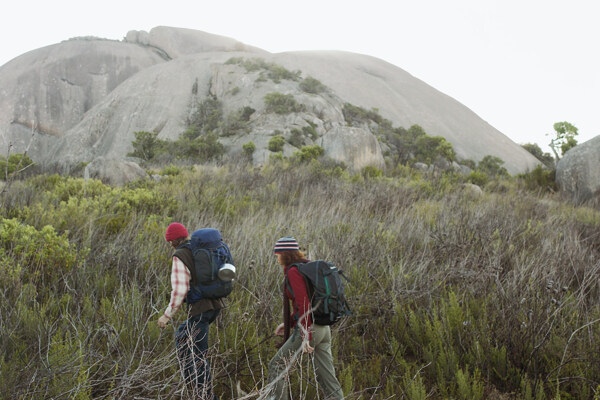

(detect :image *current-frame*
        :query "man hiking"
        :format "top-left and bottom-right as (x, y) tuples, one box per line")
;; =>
(158, 222), (223, 399)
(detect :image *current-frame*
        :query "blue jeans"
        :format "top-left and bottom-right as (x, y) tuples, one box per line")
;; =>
(175, 309), (220, 398)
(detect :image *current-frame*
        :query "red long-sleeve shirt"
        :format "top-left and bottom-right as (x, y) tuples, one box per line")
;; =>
(285, 262), (313, 340)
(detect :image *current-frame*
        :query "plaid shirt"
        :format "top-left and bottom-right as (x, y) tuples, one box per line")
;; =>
(164, 256), (190, 319)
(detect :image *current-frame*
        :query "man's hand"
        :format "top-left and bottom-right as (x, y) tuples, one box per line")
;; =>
(274, 323), (285, 336)
(158, 315), (171, 329)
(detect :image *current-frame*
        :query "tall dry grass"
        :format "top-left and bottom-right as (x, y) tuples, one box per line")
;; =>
(1, 160), (599, 399)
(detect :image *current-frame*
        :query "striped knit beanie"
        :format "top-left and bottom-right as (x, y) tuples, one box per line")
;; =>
(273, 236), (300, 253)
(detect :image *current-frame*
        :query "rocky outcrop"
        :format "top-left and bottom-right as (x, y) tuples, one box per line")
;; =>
(318, 127), (384, 170)
(0, 26), (542, 174)
(124, 26), (267, 59)
(556, 135), (600, 203)
(0, 38), (167, 161)
(84, 157), (148, 186)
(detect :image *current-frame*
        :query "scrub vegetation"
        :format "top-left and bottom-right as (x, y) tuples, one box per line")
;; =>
(1, 155), (599, 399)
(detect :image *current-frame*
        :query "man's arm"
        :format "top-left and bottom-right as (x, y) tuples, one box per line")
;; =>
(158, 256), (190, 328)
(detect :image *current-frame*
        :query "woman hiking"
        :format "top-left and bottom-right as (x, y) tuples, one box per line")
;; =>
(264, 236), (344, 400)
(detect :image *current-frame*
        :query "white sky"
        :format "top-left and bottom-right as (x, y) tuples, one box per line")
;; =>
(2, 0), (598, 153)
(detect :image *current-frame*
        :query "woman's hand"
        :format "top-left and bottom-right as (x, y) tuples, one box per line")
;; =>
(301, 340), (314, 354)
(274, 323), (285, 336)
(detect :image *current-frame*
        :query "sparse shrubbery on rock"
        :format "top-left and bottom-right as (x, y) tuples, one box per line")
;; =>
(264, 92), (306, 114)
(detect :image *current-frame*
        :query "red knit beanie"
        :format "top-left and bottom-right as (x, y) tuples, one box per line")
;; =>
(165, 223), (188, 241)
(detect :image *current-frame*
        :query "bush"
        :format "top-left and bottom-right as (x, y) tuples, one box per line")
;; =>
(242, 141), (256, 158)
(302, 123), (318, 140)
(268, 135), (285, 152)
(518, 165), (557, 192)
(225, 57), (301, 83)
(128, 131), (162, 161)
(187, 97), (223, 133)
(0, 217), (82, 286)
(158, 164), (182, 176)
(468, 170), (488, 186)
(0, 154), (35, 179)
(264, 92), (305, 114)
(293, 145), (324, 162)
(299, 76), (327, 94)
(288, 128), (305, 148)
(362, 165), (383, 179)
(414, 135), (456, 164)
(221, 106), (255, 137)
(478, 155), (509, 177)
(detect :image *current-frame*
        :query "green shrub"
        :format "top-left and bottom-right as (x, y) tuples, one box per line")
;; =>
(478, 155), (509, 177)
(414, 135), (456, 164)
(302, 123), (318, 140)
(128, 131), (162, 161)
(264, 92), (305, 114)
(242, 141), (256, 158)
(158, 164), (182, 176)
(362, 165), (383, 179)
(0, 153), (35, 179)
(299, 76), (327, 94)
(221, 106), (255, 137)
(187, 97), (223, 133)
(225, 57), (300, 82)
(288, 128), (305, 148)
(517, 165), (557, 192)
(293, 145), (324, 162)
(0, 217), (83, 286)
(468, 170), (488, 186)
(268, 135), (285, 152)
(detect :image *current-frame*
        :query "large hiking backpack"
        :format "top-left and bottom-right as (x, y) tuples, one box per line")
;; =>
(287, 260), (352, 326)
(183, 228), (234, 302)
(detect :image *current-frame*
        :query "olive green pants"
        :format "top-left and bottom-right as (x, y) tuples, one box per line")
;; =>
(266, 324), (343, 400)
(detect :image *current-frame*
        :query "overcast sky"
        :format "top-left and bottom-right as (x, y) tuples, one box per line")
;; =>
(2, 0), (598, 153)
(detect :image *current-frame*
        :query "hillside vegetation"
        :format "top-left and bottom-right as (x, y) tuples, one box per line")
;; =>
(1, 159), (600, 399)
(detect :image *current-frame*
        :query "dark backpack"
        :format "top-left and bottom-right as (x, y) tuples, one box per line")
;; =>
(287, 260), (352, 326)
(182, 228), (233, 301)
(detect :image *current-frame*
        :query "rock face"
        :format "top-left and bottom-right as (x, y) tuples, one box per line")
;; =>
(84, 157), (148, 186)
(318, 127), (384, 170)
(124, 26), (268, 59)
(0, 38), (167, 158)
(0, 26), (541, 174)
(556, 135), (600, 203)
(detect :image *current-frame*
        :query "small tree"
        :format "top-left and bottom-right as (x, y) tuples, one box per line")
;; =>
(414, 135), (456, 164)
(478, 155), (508, 177)
(128, 131), (160, 161)
(548, 121), (578, 163)
(521, 143), (554, 168)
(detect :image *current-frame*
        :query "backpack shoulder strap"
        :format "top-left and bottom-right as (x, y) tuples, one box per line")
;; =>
(284, 264), (298, 298)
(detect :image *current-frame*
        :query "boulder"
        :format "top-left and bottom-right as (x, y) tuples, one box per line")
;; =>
(84, 157), (148, 186)
(318, 126), (384, 171)
(556, 135), (600, 203)
(413, 162), (429, 172)
(461, 183), (483, 197)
